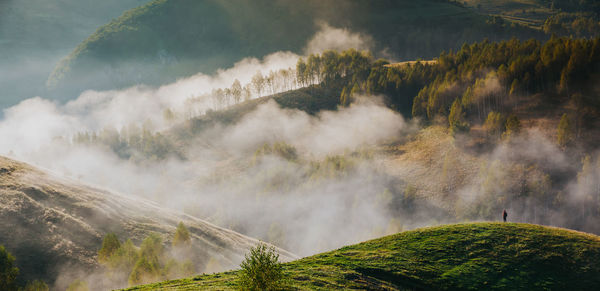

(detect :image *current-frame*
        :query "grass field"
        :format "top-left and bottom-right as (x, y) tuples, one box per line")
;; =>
(123, 222), (600, 290)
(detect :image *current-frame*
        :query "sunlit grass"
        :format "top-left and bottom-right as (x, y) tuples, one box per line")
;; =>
(123, 222), (600, 290)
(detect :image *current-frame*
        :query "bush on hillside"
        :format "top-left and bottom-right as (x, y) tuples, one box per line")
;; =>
(238, 243), (285, 291)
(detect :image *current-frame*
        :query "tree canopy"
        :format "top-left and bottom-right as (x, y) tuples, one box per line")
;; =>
(0, 245), (19, 291)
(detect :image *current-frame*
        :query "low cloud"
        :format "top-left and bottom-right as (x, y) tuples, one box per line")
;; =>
(221, 98), (406, 156)
(305, 22), (374, 54)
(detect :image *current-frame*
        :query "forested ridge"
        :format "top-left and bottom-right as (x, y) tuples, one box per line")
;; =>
(48, 0), (541, 95)
(62, 36), (600, 246)
(73, 36), (600, 162)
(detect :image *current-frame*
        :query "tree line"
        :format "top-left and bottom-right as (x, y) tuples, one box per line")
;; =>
(77, 222), (195, 288)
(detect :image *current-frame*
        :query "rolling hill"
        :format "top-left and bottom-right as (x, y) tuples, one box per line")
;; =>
(0, 156), (295, 289)
(47, 0), (541, 96)
(123, 222), (600, 290)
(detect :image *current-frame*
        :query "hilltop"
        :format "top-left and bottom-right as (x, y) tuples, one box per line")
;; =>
(124, 223), (600, 290)
(47, 0), (539, 95)
(0, 156), (295, 289)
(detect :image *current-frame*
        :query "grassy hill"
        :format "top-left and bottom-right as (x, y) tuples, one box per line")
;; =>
(123, 223), (600, 290)
(0, 156), (295, 289)
(47, 0), (541, 95)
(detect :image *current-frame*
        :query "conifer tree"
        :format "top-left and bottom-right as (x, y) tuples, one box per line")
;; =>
(173, 222), (191, 248)
(557, 113), (573, 147)
(98, 233), (121, 264)
(503, 114), (521, 139)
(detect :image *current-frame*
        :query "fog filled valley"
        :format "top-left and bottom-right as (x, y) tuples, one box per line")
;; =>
(2, 0), (600, 290)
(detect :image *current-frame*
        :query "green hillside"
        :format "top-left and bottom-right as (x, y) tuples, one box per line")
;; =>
(47, 0), (540, 95)
(123, 223), (600, 290)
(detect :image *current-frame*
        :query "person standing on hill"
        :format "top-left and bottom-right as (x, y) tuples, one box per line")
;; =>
(503, 209), (508, 222)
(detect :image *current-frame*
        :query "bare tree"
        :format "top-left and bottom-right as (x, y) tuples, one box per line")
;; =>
(251, 71), (265, 97)
(231, 79), (242, 104)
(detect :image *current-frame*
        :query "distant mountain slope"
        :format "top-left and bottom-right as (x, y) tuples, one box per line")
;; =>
(124, 223), (600, 290)
(0, 0), (149, 108)
(464, 0), (555, 29)
(172, 84), (342, 141)
(0, 156), (295, 289)
(464, 0), (600, 36)
(48, 0), (541, 95)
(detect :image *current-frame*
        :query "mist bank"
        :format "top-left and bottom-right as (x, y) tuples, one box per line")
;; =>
(3, 38), (600, 259)
(3, 32), (600, 289)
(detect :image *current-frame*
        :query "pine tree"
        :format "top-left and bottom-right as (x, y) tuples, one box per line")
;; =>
(503, 114), (521, 139)
(557, 113), (572, 147)
(449, 99), (469, 135)
(172, 222), (191, 248)
(340, 86), (350, 107)
(98, 233), (121, 264)
(448, 99), (464, 128)
(350, 82), (361, 97)
(484, 111), (504, 136)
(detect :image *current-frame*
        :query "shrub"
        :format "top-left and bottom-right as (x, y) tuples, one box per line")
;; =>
(238, 243), (284, 291)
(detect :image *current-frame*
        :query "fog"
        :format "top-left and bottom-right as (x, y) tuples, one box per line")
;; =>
(305, 22), (374, 54)
(2, 17), (598, 289)
(0, 96), (410, 255)
(1, 23), (405, 259)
